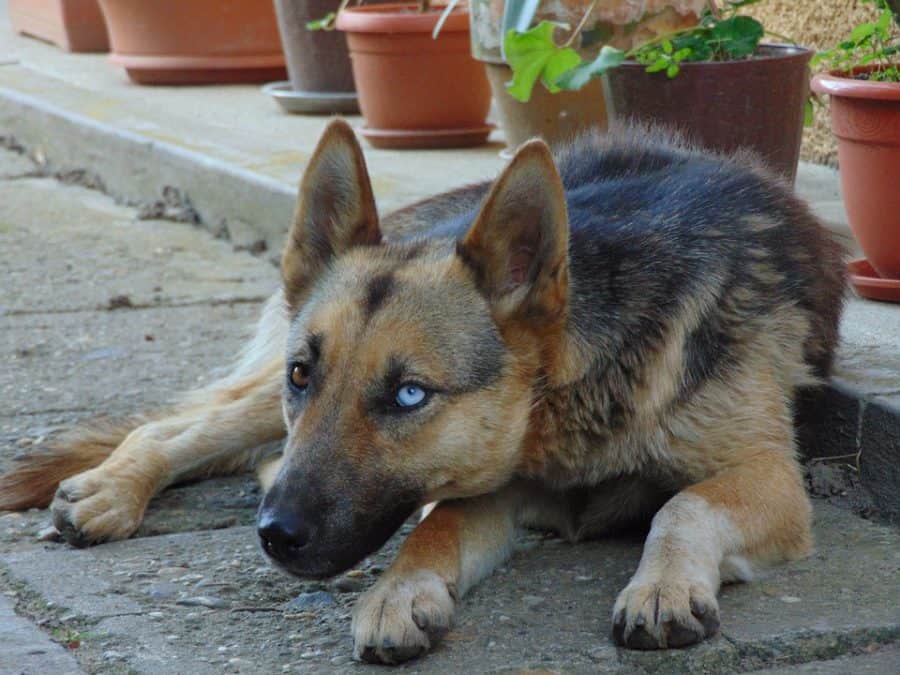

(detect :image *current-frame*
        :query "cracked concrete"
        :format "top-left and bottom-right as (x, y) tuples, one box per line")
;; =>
(0, 143), (898, 674)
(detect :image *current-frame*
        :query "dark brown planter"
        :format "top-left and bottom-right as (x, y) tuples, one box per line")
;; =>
(604, 44), (813, 182)
(485, 63), (608, 149)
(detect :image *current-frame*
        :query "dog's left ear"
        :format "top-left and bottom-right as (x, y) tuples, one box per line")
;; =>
(282, 119), (381, 311)
(458, 139), (569, 323)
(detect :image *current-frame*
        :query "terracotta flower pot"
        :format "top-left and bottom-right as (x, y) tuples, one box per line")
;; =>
(604, 44), (813, 182)
(97, 0), (286, 85)
(336, 4), (492, 149)
(812, 68), (900, 280)
(8, 0), (109, 52)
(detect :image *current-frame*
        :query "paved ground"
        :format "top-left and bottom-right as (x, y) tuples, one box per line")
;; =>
(1, 146), (898, 675)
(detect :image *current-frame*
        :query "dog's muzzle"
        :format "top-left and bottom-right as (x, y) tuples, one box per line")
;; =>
(256, 469), (421, 578)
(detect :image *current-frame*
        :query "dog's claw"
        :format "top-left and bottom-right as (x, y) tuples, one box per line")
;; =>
(625, 625), (661, 650)
(612, 578), (720, 650)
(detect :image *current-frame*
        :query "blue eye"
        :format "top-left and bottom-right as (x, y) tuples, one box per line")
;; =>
(395, 384), (427, 408)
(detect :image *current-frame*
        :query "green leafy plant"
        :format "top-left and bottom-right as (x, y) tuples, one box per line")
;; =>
(812, 0), (900, 83)
(505, 0), (786, 103)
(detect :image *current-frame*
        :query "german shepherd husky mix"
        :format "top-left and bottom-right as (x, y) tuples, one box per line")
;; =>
(0, 120), (845, 662)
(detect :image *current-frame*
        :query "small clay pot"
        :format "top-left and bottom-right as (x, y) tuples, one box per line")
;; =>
(485, 62), (607, 149)
(604, 44), (813, 182)
(812, 68), (900, 280)
(97, 0), (286, 85)
(336, 4), (492, 149)
(8, 0), (109, 52)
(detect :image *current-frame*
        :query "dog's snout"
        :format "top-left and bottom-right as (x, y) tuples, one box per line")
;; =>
(257, 508), (312, 562)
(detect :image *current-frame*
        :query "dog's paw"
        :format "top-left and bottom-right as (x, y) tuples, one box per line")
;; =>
(51, 465), (151, 547)
(612, 576), (720, 650)
(351, 570), (456, 664)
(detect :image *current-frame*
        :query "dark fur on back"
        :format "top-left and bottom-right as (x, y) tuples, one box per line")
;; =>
(385, 127), (846, 389)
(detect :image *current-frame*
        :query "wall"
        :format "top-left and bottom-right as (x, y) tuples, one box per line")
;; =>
(749, 0), (883, 165)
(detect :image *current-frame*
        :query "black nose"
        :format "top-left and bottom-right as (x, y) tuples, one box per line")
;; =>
(257, 509), (312, 563)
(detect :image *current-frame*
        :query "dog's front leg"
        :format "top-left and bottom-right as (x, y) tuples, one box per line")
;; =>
(352, 485), (522, 664)
(612, 450), (811, 650)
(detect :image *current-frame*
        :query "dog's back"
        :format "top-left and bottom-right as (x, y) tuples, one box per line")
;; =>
(391, 128), (846, 493)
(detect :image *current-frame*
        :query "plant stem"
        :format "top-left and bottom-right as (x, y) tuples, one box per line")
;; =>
(562, 0), (599, 48)
(763, 29), (798, 45)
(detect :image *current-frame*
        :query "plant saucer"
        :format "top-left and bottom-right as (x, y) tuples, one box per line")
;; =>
(262, 81), (359, 115)
(359, 125), (495, 150)
(848, 259), (900, 303)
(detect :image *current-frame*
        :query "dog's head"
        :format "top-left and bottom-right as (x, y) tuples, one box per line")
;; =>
(258, 120), (570, 577)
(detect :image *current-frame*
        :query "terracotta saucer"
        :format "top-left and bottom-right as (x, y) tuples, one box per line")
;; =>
(359, 125), (495, 150)
(109, 53), (286, 85)
(848, 259), (900, 303)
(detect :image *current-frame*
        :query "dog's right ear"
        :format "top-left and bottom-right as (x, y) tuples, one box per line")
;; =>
(282, 119), (381, 311)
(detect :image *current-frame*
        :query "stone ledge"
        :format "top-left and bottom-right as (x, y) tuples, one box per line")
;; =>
(797, 379), (900, 524)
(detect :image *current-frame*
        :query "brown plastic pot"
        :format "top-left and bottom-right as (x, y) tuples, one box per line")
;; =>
(604, 44), (812, 182)
(8, 0), (108, 52)
(812, 68), (900, 280)
(336, 4), (492, 149)
(485, 62), (607, 149)
(97, 0), (286, 85)
(275, 0), (357, 94)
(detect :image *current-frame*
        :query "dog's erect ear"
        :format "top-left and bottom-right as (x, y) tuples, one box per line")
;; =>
(457, 139), (569, 323)
(282, 119), (381, 311)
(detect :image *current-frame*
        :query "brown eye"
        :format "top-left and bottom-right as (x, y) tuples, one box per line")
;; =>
(289, 363), (310, 391)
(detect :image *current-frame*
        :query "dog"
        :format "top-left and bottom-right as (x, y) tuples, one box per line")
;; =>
(0, 119), (846, 663)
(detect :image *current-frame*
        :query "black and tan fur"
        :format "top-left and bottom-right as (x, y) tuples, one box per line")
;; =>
(0, 120), (846, 662)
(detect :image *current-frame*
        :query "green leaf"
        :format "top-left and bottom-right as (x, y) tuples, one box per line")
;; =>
(710, 16), (764, 59)
(541, 48), (583, 93)
(666, 64), (680, 78)
(646, 57), (669, 73)
(306, 12), (336, 30)
(672, 48), (692, 62)
(556, 45), (626, 90)
(672, 32), (713, 62)
(662, 39), (674, 55)
(850, 22), (876, 44)
(504, 23), (581, 102)
(804, 99), (814, 127)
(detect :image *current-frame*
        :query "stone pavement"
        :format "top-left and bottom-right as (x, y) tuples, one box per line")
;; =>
(1, 149), (898, 674)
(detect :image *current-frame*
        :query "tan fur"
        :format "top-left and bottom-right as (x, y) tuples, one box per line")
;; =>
(0, 416), (145, 511)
